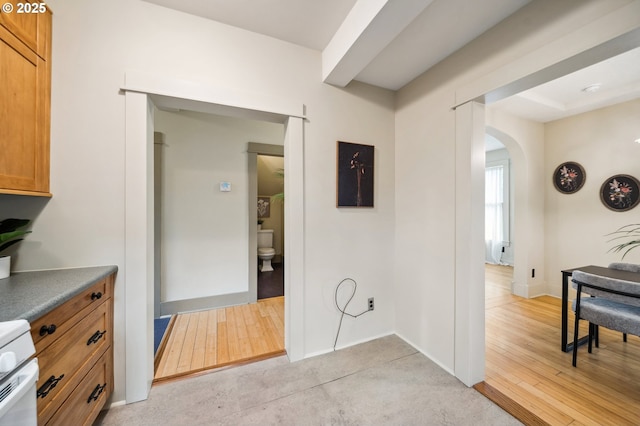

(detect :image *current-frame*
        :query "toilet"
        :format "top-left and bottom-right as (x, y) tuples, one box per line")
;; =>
(257, 229), (276, 272)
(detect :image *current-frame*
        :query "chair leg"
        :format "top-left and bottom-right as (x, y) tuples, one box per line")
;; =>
(572, 286), (583, 367)
(588, 323), (594, 353)
(623, 333), (627, 342)
(595, 325), (599, 348)
(572, 319), (580, 367)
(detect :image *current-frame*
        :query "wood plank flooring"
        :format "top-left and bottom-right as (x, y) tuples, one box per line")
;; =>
(154, 296), (284, 382)
(483, 264), (640, 425)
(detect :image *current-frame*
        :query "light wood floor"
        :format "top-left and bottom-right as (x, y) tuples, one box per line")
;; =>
(154, 296), (284, 382)
(483, 264), (640, 425)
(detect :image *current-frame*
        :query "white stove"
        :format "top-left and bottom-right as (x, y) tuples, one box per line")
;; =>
(0, 320), (38, 426)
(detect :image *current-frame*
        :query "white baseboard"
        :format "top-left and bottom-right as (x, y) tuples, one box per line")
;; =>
(105, 399), (126, 409)
(527, 281), (548, 298)
(160, 291), (248, 316)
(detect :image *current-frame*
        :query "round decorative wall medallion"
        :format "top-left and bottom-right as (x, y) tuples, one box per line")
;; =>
(600, 174), (640, 212)
(553, 162), (586, 194)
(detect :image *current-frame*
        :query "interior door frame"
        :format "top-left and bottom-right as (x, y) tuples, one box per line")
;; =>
(247, 142), (285, 303)
(123, 72), (306, 403)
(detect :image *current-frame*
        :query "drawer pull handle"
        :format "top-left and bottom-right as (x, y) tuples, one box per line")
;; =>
(91, 292), (103, 300)
(37, 374), (65, 399)
(87, 330), (107, 345)
(87, 383), (107, 404)
(39, 324), (57, 336)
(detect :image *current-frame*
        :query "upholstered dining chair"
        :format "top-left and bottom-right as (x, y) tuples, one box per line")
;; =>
(571, 268), (640, 367)
(609, 262), (640, 273)
(608, 263), (640, 343)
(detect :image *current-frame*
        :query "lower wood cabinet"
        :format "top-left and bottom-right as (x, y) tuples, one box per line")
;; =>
(47, 351), (112, 426)
(30, 273), (115, 426)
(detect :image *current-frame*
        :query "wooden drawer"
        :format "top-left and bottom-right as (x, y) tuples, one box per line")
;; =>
(36, 299), (111, 425)
(46, 350), (112, 426)
(31, 278), (110, 351)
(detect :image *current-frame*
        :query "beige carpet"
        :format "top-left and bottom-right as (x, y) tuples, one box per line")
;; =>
(96, 335), (520, 425)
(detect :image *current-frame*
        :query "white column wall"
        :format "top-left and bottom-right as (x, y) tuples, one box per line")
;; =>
(454, 102), (486, 386)
(124, 92), (155, 402)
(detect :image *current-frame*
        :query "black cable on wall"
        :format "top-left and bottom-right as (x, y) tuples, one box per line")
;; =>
(333, 278), (371, 350)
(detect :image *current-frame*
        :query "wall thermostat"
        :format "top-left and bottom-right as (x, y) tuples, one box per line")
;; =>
(220, 182), (231, 192)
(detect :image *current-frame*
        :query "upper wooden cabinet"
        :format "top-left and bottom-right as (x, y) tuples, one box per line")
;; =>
(0, 3), (51, 196)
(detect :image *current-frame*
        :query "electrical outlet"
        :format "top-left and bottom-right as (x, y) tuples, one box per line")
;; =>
(368, 297), (374, 311)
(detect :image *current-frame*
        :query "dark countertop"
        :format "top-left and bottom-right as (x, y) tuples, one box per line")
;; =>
(0, 266), (118, 322)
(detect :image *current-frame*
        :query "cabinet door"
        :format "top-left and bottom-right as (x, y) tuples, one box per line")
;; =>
(0, 1), (50, 58)
(0, 23), (50, 194)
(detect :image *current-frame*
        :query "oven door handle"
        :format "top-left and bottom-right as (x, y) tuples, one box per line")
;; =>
(0, 359), (39, 418)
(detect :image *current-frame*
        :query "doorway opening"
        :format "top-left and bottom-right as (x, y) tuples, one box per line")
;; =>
(256, 154), (285, 300)
(473, 38), (640, 421)
(123, 82), (306, 403)
(484, 130), (515, 292)
(151, 112), (287, 381)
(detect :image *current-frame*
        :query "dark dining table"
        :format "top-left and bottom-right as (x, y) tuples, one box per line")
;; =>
(560, 265), (640, 352)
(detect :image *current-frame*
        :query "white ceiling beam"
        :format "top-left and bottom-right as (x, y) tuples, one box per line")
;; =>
(516, 91), (566, 111)
(322, 0), (434, 87)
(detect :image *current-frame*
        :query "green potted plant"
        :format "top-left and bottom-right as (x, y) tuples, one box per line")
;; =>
(0, 218), (31, 279)
(607, 224), (640, 259)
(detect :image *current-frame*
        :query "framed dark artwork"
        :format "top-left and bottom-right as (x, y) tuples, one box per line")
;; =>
(600, 174), (639, 212)
(336, 141), (374, 207)
(552, 161), (585, 194)
(257, 196), (271, 218)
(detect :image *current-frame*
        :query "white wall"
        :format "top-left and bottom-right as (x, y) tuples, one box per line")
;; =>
(395, 0), (637, 377)
(545, 99), (640, 296)
(303, 81), (396, 354)
(154, 110), (284, 303)
(0, 0), (396, 402)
